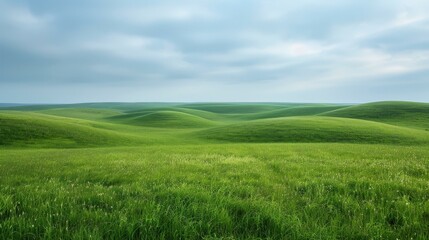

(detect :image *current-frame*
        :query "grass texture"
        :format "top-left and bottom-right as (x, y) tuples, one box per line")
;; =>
(0, 101), (428, 239)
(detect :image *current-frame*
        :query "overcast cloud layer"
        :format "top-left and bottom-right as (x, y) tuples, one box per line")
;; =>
(1, 0), (429, 103)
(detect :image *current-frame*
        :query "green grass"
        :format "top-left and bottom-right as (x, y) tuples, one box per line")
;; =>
(0, 144), (428, 239)
(0, 101), (428, 239)
(123, 107), (232, 121)
(39, 108), (122, 121)
(195, 116), (429, 144)
(237, 105), (349, 120)
(176, 103), (293, 114)
(322, 101), (429, 129)
(109, 111), (218, 128)
(0, 102), (182, 111)
(0, 111), (141, 147)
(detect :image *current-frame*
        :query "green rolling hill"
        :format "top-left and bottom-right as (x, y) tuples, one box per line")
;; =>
(194, 116), (429, 144)
(321, 101), (429, 129)
(176, 103), (293, 114)
(109, 111), (217, 128)
(38, 108), (122, 120)
(1, 101), (429, 239)
(122, 107), (228, 121)
(0, 112), (140, 147)
(0, 102), (181, 111)
(3, 102), (428, 146)
(238, 105), (348, 120)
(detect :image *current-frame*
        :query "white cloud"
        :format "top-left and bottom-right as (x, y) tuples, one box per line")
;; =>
(200, 40), (331, 66)
(80, 33), (191, 69)
(1, 0), (429, 102)
(112, 5), (216, 24)
(0, 2), (59, 56)
(0, 2), (52, 30)
(253, 41), (329, 57)
(393, 12), (426, 27)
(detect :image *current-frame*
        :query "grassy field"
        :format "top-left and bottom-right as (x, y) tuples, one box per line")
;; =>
(0, 101), (428, 239)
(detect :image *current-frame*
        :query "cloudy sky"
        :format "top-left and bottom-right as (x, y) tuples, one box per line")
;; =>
(1, 0), (429, 103)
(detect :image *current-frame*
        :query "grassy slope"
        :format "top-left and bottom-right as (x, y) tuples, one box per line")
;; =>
(176, 103), (293, 114)
(121, 107), (229, 122)
(0, 102), (181, 111)
(109, 111), (217, 128)
(38, 108), (122, 121)
(111, 104), (349, 123)
(195, 116), (429, 144)
(1, 102), (429, 239)
(0, 111), (142, 147)
(322, 101), (429, 129)
(0, 144), (428, 239)
(238, 105), (348, 120)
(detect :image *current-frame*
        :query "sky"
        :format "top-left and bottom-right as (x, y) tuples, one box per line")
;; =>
(0, 0), (429, 103)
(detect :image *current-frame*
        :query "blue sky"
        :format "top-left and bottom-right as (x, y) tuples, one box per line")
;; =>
(0, 0), (428, 103)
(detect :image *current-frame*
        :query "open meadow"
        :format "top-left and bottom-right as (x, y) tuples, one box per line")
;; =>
(1, 101), (429, 239)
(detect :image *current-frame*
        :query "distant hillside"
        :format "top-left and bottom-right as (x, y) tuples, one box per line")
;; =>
(123, 107), (228, 121)
(321, 101), (429, 129)
(1, 102), (182, 111)
(239, 105), (347, 120)
(177, 103), (297, 114)
(195, 116), (429, 144)
(39, 108), (122, 120)
(0, 112), (139, 147)
(109, 111), (217, 128)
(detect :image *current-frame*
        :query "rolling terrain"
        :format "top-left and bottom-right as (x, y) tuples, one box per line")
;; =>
(109, 111), (217, 128)
(0, 101), (428, 239)
(321, 101), (429, 129)
(195, 116), (429, 144)
(0, 111), (141, 147)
